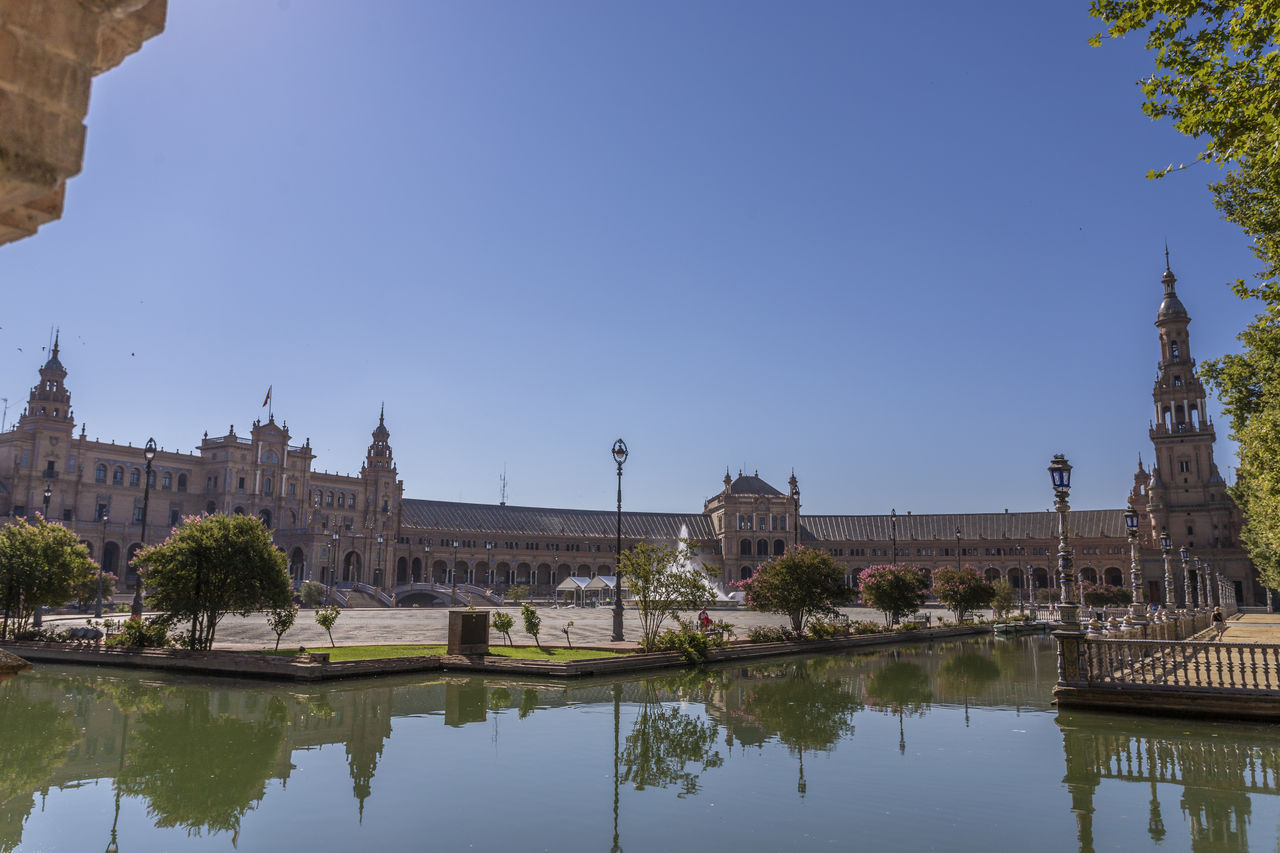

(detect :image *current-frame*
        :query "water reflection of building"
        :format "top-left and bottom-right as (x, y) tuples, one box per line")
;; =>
(1058, 713), (1279, 853)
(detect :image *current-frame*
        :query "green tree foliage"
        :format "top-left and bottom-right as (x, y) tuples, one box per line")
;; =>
(132, 514), (291, 651)
(0, 516), (95, 638)
(520, 602), (542, 649)
(267, 604), (298, 652)
(1091, 3), (1280, 591)
(856, 564), (929, 626)
(490, 610), (515, 645)
(931, 566), (996, 623)
(74, 569), (117, 611)
(619, 541), (714, 651)
(299, 581), (327, 608)
(737, 546), (847, 634)
(1202, 306), (1280, 590)
(315, 605), (340, 647)
(1082, 583), (1134, 609)
(1090, 2), (1280, 288)
(990, 580), (1016, 620)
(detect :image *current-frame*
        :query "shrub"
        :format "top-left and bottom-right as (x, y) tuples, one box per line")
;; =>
(299, 581), (327, 608)
(849, 620), (886, 635)
(808, 617), (851, 639)
(737, 547), (847, 634)
(491, 610), (515, 645)
(652, 619), (726, 662)
(104, 616), (172, 649)
(521, 603), (542, 649)
(746, 625), (799, 643)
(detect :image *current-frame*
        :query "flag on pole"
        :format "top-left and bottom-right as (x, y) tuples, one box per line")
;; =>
(262, 386), (272, 407)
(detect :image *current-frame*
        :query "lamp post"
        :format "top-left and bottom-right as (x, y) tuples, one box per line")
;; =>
(1124, 508), (1146, 628)
(131, 437), (156, 619)
(329, 531), (339, 604)
(423, 542), (431, 585)
(955, 526), (961, 571)
(42, 484), (51, 518)
(375, 533), (384, 589)
(1180, 546), (1193, 609)
(450, 538), (459, 605)
(96, 511), (108, 618)
(611, 438), (628, 643)
(1049, 455), (1078, 628)
(1159, 529), (1174, 610)
(485, 541), (494, 587)
(1049, 454), (1085, 687)
(890, 508), (897, 567)
(791, 487), (800, 549)
(1197, 558), (1211, 609)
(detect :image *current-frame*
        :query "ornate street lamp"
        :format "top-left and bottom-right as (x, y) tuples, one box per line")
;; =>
(1049, 455), (1078, 628)
(42, 484), (51, 518)
(1180, 546), (1193, 609)
(375, 533), (384, 589)
(423, 541), (431, 585)
(611, 438), (628, 643)
(450, 538), (459, 605)
(1159, 529), (1174, 609)
(955, 526), (961, 571)
(1124, 508), (1145, 626)
(95, 511), (109, 618)
(890, 508), (897, 567)
(329, 531), (339, 604)
(485, 541), (494, 587)
(131, 437), (156, 619)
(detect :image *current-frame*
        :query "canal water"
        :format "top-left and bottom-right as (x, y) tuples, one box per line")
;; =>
(2, 636), (1277, 852)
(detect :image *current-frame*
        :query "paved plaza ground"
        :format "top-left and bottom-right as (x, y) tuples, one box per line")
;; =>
(43, 606), (1279, 652)
(48, 603), (953, 651)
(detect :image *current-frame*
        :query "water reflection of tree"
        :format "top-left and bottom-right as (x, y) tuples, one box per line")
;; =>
(620, 676), (723, 797)
(117, 692), (287, 840)
(737, 660), (862, 795)
(939, 652), (1000, 726)
(865, 659), (932, 754)
(0, 680), (78, 853)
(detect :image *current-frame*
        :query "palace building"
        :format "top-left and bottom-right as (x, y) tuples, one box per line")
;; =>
(0, 259), (1265, 607)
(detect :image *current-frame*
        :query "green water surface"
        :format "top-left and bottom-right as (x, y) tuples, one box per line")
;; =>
(2, 636), (1276, 852)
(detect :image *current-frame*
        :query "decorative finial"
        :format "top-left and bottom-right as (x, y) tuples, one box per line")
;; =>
(1164, 242), (1170, 273)
(51, 329), (59, 358)
(379, 402), (385, 425)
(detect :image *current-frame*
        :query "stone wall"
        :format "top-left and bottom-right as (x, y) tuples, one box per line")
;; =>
(0, 0), (166, 246)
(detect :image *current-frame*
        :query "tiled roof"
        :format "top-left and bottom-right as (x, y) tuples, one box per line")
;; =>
(401, 499), (716, 540)
(798, 509), (1127, 542)
(729, 474), (783, 496)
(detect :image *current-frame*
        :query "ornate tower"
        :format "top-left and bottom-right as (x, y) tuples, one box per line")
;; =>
(1144, 253), (1237, 553)
(360, 405), (402, 534)
(18, 332), (74, 433)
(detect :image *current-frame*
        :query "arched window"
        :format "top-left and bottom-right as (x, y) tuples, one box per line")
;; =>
(337, 493), (345, 507)
(206, 500), (217, 514)
(262, 449), (279, 465)
(146, 470), (155, 488)
(96, 464), (107, 484)
(741, 566), (754, 580)
(161, 472), (172, 490)
(177, 473), (188, 492)
(233, 506), (246, 516)
(128, 468), (140, 487)
(259, 509), (272, 528)
(326, 491), (334, 507)
(739, 538), (752, 556)
(263, 477), (273, 496)
(756, 539), (769, 557)
(773, 539), (786, 556)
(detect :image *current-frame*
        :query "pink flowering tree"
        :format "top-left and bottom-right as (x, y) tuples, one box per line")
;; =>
(737, 547), (848, 634)
(856, 564), (929, 627)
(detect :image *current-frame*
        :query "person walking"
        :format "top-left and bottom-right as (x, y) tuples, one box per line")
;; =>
(1212, 606), (1226, 640)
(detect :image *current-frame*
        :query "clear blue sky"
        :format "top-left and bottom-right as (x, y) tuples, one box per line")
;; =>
(0, 2), (1262, 516)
